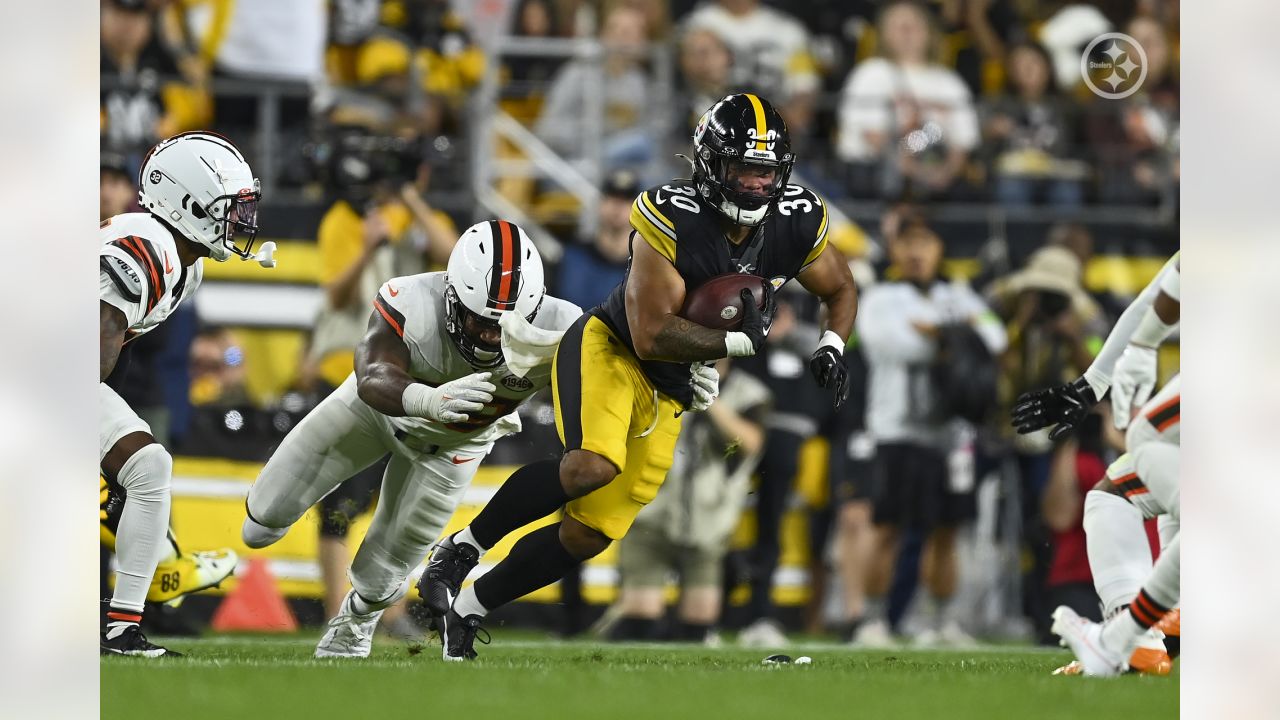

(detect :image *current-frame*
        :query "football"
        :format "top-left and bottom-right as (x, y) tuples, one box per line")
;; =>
(680, 273), (768, 330)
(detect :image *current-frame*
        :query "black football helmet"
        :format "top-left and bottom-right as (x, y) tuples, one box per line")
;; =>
(691, 93), (794, 226)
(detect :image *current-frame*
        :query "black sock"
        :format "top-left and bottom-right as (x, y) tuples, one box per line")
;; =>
(675, 621), (711, 643)
(611, 616), (660, 641)
(470, 459), (568, 549)
(473, 522), (580, 609)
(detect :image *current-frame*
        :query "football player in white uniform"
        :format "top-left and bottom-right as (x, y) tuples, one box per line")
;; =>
(1013, 253), (1181, 675)
(100, 131), (265, 657)
(240, 220), (581, 658)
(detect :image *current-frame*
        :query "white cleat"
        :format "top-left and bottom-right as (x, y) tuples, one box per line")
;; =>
(851, 619), (897, 649)
(938, 620), (979, 648)
(315, 590), (383, 659)
(1050, 606), (1127, 677)
(737, 619), (789, 648)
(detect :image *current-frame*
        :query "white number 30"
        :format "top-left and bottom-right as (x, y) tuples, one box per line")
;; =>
(777, 198), (813, 215)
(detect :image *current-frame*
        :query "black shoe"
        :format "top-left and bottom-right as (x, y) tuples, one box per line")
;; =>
(100, 624), (182, 658)
(440, 606), (489, 661)
(420, 535), (480, 617)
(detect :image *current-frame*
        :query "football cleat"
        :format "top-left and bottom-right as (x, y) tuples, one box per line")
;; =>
(850, 618), (897, 649)
(1156, 607), (1180, 658)
(1053, 631), (1172, 676)
(315, 590), (383, 659)
(738, 619), (788, 648)
(148, 549), (238, 604)
(1050, 606), (1127, 677)
(100, 624), (182, 658)
(420, 535), (480, 618)
(440, 606), (489, 662)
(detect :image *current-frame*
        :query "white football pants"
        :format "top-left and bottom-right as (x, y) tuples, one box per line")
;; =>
(246, 378), (495, 605)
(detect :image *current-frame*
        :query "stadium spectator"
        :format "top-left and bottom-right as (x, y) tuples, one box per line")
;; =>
(733, 291), (827, 648)
(535, 4), (655, 171)
(985, 243), (1106, 639)
(1040, 407), (1161, 638)
(983, 41), (1087, 206)
(854, 219), (1006, 646)
(554, 170), (637, 310)
(827, 345), (877, 642)
(100, 152), (138, 221)
(611, 360), (771, 643)
(682, 0), (819, 139)
(835, 0), (979, 200)
(101, 0), (211, 158)
(504, 0), (566, 101)
(188, 328), (251, 408)
(674, 27), (733, 140)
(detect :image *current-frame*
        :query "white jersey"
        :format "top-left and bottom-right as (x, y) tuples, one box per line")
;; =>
(369, 271), (581, 446)
(99, 212), (204, 340)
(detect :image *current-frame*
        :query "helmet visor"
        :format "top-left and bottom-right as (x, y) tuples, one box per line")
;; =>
(216, 181), (262, 259)
(462, 311), (503, 353)
(724, 160), (780, 202)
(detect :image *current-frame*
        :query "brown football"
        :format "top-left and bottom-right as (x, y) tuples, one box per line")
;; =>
(680, 273), (768, 330)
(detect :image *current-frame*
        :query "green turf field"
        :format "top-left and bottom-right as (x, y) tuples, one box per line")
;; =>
(102, 634), (1177, 720)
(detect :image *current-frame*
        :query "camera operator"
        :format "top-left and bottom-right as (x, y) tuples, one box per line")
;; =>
(985, 244), (1107, 641)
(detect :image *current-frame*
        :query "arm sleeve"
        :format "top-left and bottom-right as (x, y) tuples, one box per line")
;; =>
(855, 288), (936, 364)
(100, 239), (164, 328)
(99, 257), (147, 329)
(1082, 254), (1180, 391)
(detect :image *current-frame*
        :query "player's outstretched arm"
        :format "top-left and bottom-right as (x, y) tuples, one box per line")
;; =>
(354, 310), (418, 416)
(627, 238), (731, 362)
(100, 301), (127, 382)
(354, 310), (495, 422)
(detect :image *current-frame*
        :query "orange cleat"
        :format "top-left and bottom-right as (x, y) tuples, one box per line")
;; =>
(1155, 608), (1180, 638)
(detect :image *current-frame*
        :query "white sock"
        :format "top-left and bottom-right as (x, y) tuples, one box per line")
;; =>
(111, 445), (173, 613)
(452, 584), (490, 619)
(922, 594), (955, 630)
(1100, 606), (1147, 657)
(454, 526), (488, 557)
(1083, 490), (1152, 615)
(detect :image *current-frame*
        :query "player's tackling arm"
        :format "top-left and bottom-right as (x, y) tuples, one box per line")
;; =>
(354, 310), (417, 416)
(626, 236), (729, 362)
(100, 301), (127, 382)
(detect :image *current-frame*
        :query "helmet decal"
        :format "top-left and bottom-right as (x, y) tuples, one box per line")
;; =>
(486, 219), (522, 311)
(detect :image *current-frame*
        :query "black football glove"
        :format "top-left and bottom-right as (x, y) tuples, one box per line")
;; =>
(737, 283), (776, 354)
(1011, 377), (1099, 440)
(810, 346), (850, 409)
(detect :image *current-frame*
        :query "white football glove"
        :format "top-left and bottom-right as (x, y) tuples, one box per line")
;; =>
(689, 362), (720, 412)
(401, 372), (496, 423)
(500, 311), (567, 378)
(1109, 345), (1158, 430)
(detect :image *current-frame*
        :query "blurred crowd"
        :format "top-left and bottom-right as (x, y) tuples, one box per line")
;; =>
(100, 0), (1178, 645)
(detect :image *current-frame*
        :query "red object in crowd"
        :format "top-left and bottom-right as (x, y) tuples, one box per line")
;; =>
(1046, 451), (1161, 588)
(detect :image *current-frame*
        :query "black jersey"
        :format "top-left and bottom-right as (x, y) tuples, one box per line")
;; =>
(591, 180), (831, 407)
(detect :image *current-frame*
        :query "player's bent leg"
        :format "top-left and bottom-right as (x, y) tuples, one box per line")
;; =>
(1084, 466), (1154, 616)
(101, 431), (180, 658)
(357, 451), (477, 616)
(243, 387), (389, 548)
(423, 450), (617, 617)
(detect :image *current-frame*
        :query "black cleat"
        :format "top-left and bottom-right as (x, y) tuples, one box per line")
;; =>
(100, 624), (183, 658)
(440, 606), (489, 662)
(420, 535), (480, 617)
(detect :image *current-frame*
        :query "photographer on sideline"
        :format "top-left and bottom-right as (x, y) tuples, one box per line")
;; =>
(985, 243), (1106, 642)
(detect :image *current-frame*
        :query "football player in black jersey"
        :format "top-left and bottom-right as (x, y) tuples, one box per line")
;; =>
(422, 93), (859, 659)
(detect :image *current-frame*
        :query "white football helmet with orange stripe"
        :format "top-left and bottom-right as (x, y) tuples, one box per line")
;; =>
(137, 131), (261, 263)
(444, 220), (546, 368)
